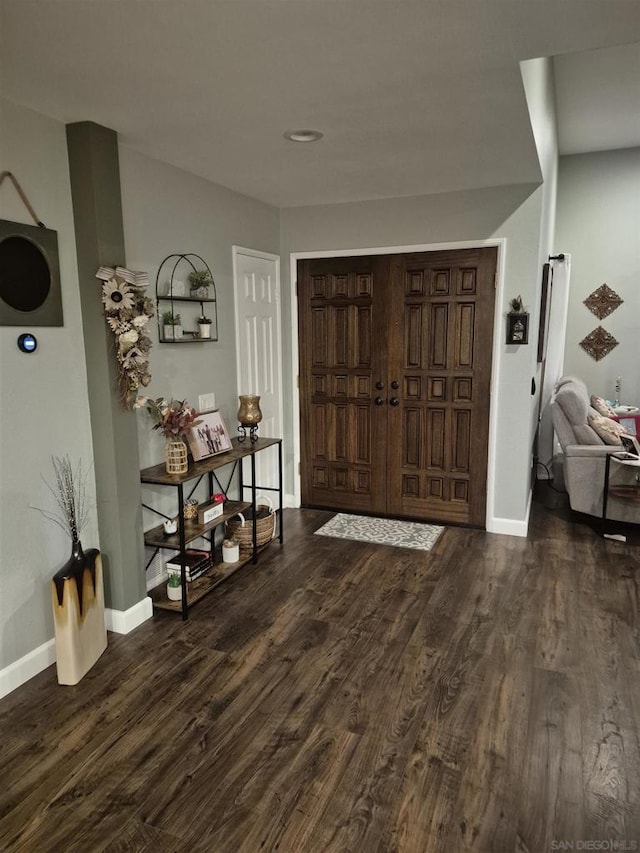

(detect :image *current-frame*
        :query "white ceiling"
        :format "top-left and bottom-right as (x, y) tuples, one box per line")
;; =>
(554, 41), (640, 155)
(1, 1), (640, 208)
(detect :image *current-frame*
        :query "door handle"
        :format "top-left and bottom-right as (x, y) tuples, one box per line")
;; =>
(374, 397), (385, 406)
(390, 397), (400, 406)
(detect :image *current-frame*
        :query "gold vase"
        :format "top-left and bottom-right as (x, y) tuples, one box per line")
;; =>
(237, 395), (263, 426)
(165, 438), (188, 475)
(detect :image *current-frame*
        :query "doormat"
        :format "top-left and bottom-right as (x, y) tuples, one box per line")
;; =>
(314, 513), (444, 551)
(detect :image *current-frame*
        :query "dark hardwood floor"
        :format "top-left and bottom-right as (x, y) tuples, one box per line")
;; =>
(1, 497), (639, 852)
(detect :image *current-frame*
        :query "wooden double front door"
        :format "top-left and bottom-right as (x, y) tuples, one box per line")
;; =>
(297, 247), (497, 527)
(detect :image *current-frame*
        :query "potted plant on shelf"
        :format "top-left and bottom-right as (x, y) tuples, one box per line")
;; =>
(197, 314), (212, 339)
(135, 396), (201, 474)
(188, 269), (213, 299)
(167, 572), (182, 601)
(162, 310), (182, 341)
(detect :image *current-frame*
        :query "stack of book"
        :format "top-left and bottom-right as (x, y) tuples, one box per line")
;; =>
(165, 550), (213, 582)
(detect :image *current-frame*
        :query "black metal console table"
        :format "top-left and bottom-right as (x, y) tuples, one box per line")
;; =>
(140, 437), (283, 619)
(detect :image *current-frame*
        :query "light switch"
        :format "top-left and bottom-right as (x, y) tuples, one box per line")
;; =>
(198, 392), (216, 412)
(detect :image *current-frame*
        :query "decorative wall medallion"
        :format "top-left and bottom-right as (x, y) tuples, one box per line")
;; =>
(583, 283), (623, 319)
(579, 326), (619, 361)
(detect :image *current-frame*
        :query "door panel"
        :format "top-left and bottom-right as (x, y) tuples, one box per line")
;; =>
(298, 256), (389, 514)
(386, 248), (497, 525)
(298, 247), (497, 526)
(233, 249), (283, 503)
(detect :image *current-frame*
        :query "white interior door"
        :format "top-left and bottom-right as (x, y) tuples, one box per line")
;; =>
(233, 247), (283, 506)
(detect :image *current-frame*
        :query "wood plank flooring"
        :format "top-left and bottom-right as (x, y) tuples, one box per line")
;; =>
(1, 498), (639, 852)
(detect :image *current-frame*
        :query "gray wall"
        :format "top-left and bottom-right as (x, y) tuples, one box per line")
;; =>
(0, 99), (98, 669)
(118, 147), (280, 543)
(555, 147), (640, 402)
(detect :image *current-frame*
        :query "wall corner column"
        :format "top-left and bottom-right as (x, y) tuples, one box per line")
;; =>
(66, 121), (145, 612)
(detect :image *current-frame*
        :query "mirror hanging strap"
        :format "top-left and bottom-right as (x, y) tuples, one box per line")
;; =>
(0, 171), (45, 228)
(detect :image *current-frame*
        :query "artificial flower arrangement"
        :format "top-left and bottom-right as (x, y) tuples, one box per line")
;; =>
(135, 396), (201, 439)
(96, 266), (154, 410)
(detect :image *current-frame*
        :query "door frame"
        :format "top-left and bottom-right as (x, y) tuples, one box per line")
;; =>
(289, 238), (507, 530)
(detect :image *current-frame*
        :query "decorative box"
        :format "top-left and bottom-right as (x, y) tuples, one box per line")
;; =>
(198, 500), (225, 525)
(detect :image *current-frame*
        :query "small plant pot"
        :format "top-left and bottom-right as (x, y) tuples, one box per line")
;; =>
(163, 324), (183, 340)
(191, 286), (210, 299)
(222, 541), (240, 563)
(167, 582), (182, 601)
(198, 323), (212, 339)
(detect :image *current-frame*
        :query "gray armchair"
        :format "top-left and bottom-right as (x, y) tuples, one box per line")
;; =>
(550, 376), (639, 522)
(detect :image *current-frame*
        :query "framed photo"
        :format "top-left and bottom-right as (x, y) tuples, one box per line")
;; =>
(187, 409), (232, 461)
(537, 263), (552, 363)
(505, 312), (529, 345)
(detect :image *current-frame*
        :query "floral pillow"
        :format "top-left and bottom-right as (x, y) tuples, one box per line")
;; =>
(591, 395), (616, 417)
(588, 413), (628, 446)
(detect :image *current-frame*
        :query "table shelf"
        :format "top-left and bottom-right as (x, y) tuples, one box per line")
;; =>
(149, 549), (257, 612)
(143, 500), (250, 549)
(141, 436), (283, 620)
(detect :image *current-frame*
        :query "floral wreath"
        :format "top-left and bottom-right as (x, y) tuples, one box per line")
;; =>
(96, 266), (154, 410)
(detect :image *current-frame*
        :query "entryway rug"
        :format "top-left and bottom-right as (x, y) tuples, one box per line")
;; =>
(314, 513), (444, 551)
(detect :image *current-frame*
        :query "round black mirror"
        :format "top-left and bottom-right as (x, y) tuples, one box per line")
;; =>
(0, 235), (51, 312)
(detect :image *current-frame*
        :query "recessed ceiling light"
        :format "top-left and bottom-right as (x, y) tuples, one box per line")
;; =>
(283, 129), (324, 143)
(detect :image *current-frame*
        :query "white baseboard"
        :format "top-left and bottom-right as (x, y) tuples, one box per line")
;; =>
(487, 490), (532, 538)
(0, 638), (56, 700)
(488, 517), (528, 537)
(0, 596), (153, 701)
(105, 596), (153, 634)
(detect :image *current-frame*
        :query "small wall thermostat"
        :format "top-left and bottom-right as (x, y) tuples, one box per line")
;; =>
(17, 333), (38, 353)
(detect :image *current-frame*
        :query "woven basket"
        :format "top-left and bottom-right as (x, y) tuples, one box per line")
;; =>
(225, 496), (276, 549)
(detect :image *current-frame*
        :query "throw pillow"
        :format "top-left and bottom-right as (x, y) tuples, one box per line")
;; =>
(588, 413), (628, 446)
(591, 395), (616, 417)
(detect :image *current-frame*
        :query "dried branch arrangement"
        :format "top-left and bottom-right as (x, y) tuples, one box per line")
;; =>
(33, 456), (90, 542)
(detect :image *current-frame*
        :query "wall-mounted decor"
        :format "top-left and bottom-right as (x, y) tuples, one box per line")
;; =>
(537, 263), (552, 363)
(95, 266), (153, 409)
(155, 253), (218, 343)
(579, 325), (619, 361)
(583, 283), (623, 319)
(506, 313), (529, 344)
(0, 171), (63, 326)
(505, 295), (529, 344)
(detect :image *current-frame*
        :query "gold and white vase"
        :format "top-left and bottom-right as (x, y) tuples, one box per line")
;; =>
(165, 438), (188, 475)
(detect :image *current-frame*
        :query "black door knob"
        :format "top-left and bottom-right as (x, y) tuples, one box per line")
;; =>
(375, 381), (384, 390)
(391, 380), (400, 389)
(374, 397), (385, 406)
(390, 397), (400, 406)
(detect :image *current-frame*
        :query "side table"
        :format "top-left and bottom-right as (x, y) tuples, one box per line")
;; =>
(602, 452), (640, 520)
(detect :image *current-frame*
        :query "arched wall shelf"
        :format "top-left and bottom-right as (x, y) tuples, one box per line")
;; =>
(155, 253), (218, 343)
